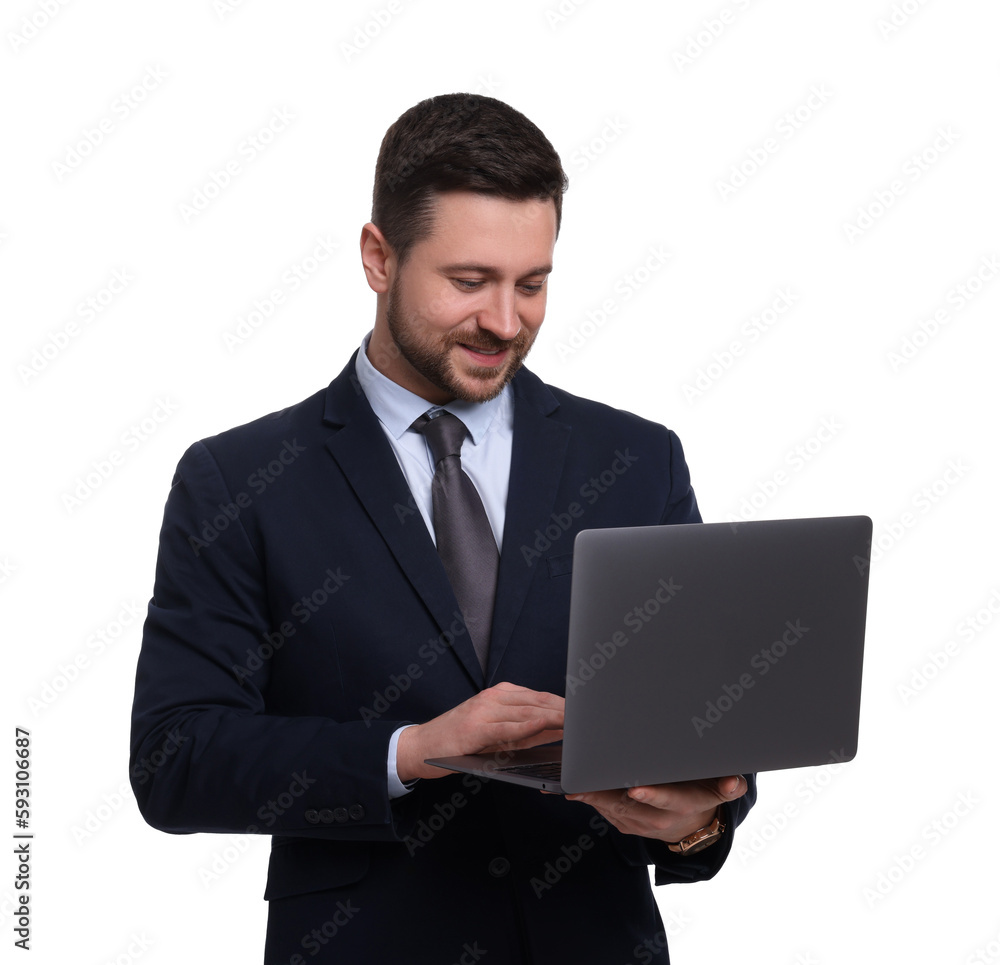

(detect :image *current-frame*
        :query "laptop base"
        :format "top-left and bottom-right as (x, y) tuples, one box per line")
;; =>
(426, 744), (566, 793)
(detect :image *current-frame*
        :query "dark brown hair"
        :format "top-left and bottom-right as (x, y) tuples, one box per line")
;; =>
(372, 93), (568, 263)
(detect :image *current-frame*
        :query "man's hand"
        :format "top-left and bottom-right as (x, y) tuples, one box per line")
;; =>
(566, 775), (749, 845)
(396, 682), (564, 783)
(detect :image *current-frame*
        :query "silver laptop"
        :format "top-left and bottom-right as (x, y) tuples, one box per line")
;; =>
(426, 515), (872, 793)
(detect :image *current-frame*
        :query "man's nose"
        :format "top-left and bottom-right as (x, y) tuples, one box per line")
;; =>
(477, 288), (520, 340)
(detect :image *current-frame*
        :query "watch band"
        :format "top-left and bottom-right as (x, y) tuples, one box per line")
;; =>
(666, 807), (726, 855)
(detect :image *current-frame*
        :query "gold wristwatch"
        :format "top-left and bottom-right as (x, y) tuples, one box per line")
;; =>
(666, 807), (726, 854)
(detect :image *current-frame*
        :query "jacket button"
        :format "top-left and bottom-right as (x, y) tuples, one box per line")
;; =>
(488, 857), (510, 877)
(333, 807), (349, 823)
(304, 810), (319, 825)
(348, 804), (365, 821)
(318, 809), (334, 824)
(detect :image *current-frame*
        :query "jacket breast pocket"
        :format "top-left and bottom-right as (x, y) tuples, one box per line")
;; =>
(546, 553), (574, 578)
(263, 837), (369, 901)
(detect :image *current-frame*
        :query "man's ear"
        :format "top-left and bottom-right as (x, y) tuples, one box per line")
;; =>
(360, 222), (395, 294)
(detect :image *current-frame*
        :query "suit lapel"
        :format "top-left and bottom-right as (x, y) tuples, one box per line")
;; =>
(486, 373), (571, 683)
(322, 356), (485, 686)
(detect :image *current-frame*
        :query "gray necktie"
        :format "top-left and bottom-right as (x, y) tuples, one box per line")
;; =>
(413, 411), (499, 672)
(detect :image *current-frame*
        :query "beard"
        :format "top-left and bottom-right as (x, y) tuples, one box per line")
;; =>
(386, 277), (536, 402)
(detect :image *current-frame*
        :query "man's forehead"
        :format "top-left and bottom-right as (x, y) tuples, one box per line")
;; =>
(418, 191), (557, 259)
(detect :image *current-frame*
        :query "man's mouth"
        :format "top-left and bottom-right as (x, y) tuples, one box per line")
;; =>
(458, 343), (508, 365)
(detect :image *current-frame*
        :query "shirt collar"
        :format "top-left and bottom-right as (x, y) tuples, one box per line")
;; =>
(354, 331), (508, 444)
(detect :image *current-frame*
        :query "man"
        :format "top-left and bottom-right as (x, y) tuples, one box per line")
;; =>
(131, 93), (755, 964)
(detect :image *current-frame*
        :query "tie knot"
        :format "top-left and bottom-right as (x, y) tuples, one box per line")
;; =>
(413, 410), (468, 466)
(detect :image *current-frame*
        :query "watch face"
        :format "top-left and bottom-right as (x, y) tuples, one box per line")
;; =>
(679, 832), (722, 855)
(669, 812), (725, 854)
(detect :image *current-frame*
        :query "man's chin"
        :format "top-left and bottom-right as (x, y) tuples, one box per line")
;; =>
(447, 377), (508, 404)
(446, 358), (520, 403)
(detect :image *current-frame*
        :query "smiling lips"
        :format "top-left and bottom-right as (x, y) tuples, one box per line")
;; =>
(458, 343), (508, 366)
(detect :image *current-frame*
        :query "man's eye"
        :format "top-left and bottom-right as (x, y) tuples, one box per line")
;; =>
(454, 279), (483, 290)
(520, 283), (544, 295)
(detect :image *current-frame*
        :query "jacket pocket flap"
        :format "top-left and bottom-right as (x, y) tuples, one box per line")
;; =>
(264, 837), (369, 901)
(546, 553), (574, 577)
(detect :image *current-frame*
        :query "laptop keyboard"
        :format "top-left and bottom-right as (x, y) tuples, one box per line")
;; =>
(493, 761), (563, 780)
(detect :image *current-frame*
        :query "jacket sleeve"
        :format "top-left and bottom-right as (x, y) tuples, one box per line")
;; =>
(648, 773), (757, 885)
(659, 429), (702, 526)
(129, 441), (419, 841)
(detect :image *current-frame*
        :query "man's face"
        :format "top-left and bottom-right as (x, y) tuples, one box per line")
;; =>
(375, 191), (557, 404)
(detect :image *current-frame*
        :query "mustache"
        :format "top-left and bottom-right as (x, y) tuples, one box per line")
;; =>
(444, 330), (529, 352)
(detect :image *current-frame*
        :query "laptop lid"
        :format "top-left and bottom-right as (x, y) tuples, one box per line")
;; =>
(558, 515), (871, 792)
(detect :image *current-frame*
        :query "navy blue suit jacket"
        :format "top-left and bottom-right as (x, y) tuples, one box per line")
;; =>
(130, 355), (755, 964)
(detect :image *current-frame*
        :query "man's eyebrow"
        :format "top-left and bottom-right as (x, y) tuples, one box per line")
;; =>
(440, 263), (553, 277)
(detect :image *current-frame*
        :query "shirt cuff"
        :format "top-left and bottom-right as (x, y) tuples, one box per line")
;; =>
(387, 724), (418, 799)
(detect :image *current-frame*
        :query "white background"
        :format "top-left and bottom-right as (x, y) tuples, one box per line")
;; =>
(3, 0), (999, 962)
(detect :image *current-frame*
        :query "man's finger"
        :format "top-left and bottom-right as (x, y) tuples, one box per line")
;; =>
(718, 774), (747, 798)
(625, 774), (747, 810)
